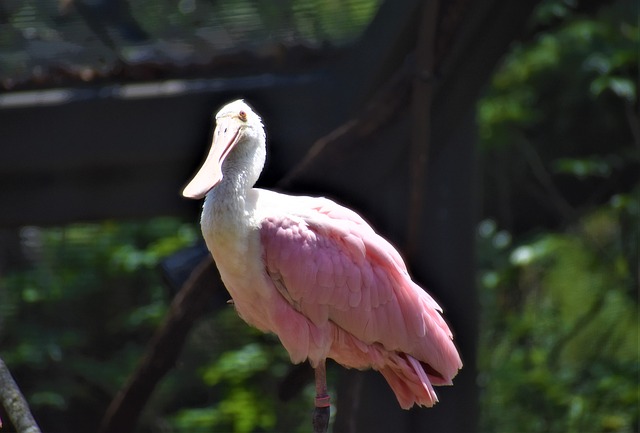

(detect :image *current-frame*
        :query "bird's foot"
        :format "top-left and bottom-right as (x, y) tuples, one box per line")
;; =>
(312, 395), (330, 433)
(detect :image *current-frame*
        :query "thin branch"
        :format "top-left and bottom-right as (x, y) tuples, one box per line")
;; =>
(0, 357), (42, 433)
(98, 255), (222, 433)
(518, 136), (575, 220)
(277, 58), (413, 189)
(547, 291), (606, 368)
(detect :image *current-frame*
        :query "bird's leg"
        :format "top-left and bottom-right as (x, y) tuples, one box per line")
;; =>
(312, 360), (330, 433)
(314, 359), (330, 407)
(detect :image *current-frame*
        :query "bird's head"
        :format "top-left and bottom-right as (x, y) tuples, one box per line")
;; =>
(182, 99), (265, 199)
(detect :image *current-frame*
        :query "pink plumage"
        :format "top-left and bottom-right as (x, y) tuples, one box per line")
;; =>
(182, 100), (462, 424)
(260, 198), (461, 408)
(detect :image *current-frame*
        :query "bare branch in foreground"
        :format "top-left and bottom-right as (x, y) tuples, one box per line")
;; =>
(0, 357), (42, 433)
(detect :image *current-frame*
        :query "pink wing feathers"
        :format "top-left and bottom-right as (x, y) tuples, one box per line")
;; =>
(259, 197), (462, 408)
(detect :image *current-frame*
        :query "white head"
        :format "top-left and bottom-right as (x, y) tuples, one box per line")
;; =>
(182, 100), (266, 199)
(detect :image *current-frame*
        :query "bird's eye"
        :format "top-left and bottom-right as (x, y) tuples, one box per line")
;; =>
(239, 110), (247, 122)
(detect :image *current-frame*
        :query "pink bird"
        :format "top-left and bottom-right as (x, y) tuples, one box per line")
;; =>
(183, 100), (462, 431)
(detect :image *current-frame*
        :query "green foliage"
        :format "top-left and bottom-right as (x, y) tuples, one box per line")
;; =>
(147, 307), (314, 433)
(136, 255), (332, 431)
(478, 193), (639, 432)
(478, 0), (638, 150)
(171, 347), (279, 433)
(0, 218), (197, 430)
(477, 1), (639, 431)
(1, 214), (317, 432)
(1, 2), (637, 433)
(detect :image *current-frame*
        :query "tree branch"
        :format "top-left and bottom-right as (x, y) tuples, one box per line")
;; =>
(98, 255), (223, 433)
(517, 136), (575, 220)
(277, 58), (413, 189)
(0, 357), (42, 433)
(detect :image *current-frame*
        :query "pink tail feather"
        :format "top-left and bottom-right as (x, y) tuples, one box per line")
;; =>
(378, 353), (439, 409)
(328, 325), (454, 409)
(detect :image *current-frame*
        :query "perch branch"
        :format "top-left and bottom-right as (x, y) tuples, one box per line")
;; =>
(0, 356), (42, 433)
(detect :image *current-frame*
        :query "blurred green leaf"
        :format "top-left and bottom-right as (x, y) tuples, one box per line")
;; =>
(552, 156), (613, 179)
(30, 391), (67, 410)
(202, 343), (270, 386)
(590, 75), (636, 100)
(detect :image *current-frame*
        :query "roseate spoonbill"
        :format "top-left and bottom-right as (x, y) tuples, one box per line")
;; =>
(183, 100), (462, 432)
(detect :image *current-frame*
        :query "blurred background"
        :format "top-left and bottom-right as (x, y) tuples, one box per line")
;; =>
(0, 0), (637, 432)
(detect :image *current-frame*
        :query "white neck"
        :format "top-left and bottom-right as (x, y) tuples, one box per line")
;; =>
(201, 132), (266, 236)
